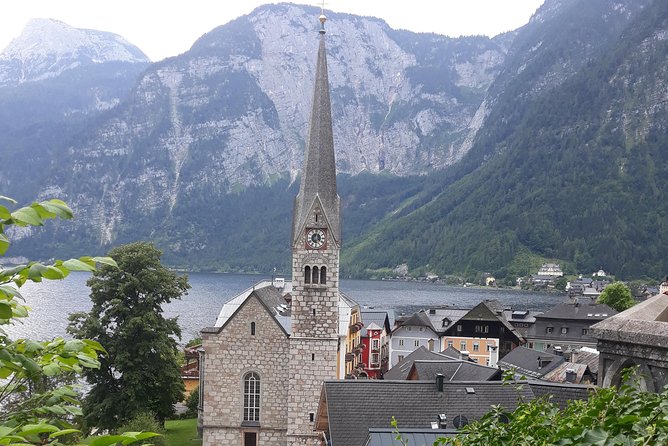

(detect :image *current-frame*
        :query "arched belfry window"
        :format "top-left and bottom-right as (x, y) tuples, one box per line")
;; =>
(304, 266), (311, 284)
(320, 266), (327, 284)
(312, 266), (319, 284)
(243, 372), (260, 422)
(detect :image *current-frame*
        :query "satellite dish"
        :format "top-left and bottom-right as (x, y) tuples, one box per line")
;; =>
(453, 415), (469, 429)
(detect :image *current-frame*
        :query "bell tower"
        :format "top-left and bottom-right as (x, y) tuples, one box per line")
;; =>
(287, 12), (340, 446)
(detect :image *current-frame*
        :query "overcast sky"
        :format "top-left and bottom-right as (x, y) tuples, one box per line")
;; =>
(0, 1), (544, 61)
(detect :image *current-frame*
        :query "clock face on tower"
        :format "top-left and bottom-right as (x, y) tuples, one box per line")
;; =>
(306, 228), (326, 249)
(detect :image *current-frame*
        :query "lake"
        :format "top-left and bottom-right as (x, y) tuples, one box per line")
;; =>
(9, 272), (564, 343)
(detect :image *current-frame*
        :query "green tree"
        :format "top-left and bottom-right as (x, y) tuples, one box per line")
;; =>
(68, 242), (189, 430)
(597, 281), (635, 312)
(554, 276), (568, 291)
(0, 195), (158, 445)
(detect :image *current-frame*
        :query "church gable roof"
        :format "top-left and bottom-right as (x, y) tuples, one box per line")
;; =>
(202, 281), (291, 336)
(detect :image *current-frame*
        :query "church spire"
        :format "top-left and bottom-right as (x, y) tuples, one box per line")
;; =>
(292, 12), (340, 245)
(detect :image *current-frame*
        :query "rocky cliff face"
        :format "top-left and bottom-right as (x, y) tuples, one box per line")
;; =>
(32, 4), (509, 245)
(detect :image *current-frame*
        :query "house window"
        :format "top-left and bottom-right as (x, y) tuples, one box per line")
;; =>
(399, 339), (404, 347)
(414, 340), (420, 347)
(428, 339), (435, 351)
(320, 266), (327, 284)
(473, 343), (480, 352)
(243, 372), (260, 422)
(250, 322), (256, 336)
(474, 325), (489, 334)
(447, 341), (453, 348)
(546, 327), (554, 334)
(582, 328), (589, 335)
(460, 341), (467, 351)
(312, 266), (319, 284)
(561, 327), (569, 334)
(372, 339), (380, 350)
(304, 266), (311, 284)
(398, 355), (404, 362)
(371, 353), (380, 365)
(486, 359), (490, 366)
(486, 344), (492, 352)
(457, 325), (462, 332)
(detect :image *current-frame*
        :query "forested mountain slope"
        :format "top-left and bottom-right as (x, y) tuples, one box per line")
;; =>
(343, 0), (668, 279)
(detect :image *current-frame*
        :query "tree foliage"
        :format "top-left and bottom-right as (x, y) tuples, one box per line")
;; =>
(436, 370), (668, 446)
(597, 282), (635, 312)
(68, 242), (189, 430)
(0, 195), (157, 445)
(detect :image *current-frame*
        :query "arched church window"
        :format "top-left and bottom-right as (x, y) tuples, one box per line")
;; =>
(243, 372), (260, 422)
(250, 322), (256, 336)
(312, 266), (319, 284)
(320, 266), (327, 284)
(304, 266), (311, 284)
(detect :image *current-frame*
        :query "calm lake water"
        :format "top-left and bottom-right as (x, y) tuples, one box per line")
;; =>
(9, 272), (564, 343)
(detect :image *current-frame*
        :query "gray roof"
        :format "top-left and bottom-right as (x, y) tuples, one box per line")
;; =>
(541, 362), (589, 384)
(527, 380), (592, 408)
(361, 309), (392, 337)
(365, 429), (456, 446)
(571, 350), (599, 374)
(395, 311), (437, 333)
(317, 380), (588, 446)
(537, 302), (617, 321)
(497, 346), (565, 378)
(503, 309), (541, 324)
(292, 31), (340, 244)
(384, 346), (445, 380)
(425, 308), (469, 333)
(408, 360), (500, 382)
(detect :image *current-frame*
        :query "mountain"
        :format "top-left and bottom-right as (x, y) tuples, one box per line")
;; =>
(6, 1), (668, 281)
(343, 0), (668, 280)
(6, 4), (511, 266)
(0, 19), (150, 202)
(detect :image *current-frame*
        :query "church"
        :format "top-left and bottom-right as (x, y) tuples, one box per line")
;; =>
(199, 12), (359, 446)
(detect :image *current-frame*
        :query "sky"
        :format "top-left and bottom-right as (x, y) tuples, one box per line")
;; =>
(0, 1), (545, 62)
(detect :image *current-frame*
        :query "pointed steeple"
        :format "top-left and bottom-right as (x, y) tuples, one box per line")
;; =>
(292, 13), (340, 245)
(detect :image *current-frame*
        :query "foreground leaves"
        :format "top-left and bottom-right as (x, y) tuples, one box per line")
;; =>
(0, 196), (154, 445)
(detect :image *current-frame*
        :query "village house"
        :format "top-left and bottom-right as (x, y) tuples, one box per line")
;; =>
(359, 309), (393, 378)
(526, 299), (616, 354)
(441, 300), (524, 367)
(389, 311), (440, 367)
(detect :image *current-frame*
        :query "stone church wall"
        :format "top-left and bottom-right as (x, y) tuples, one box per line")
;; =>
(201, 295), (290, 446)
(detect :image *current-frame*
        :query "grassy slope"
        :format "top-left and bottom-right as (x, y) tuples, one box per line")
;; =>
(164, 418), (201, 446)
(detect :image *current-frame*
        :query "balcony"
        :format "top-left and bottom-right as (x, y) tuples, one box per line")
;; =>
(345, 352), (355, 362)
(349, 321), (364, 333)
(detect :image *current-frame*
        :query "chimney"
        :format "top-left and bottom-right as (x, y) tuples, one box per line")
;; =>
(436, 373), (444, 392)
(537, 356), (542, 370)
(565, 369), (577, 383)
(554, 346), (563, 357)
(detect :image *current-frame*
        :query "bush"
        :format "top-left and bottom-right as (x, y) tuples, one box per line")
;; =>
(116, 412), (166, 446)
(185, 386), (199, 418)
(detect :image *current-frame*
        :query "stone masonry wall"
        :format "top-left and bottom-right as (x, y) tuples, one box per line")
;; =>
(202, 295), (290, 446)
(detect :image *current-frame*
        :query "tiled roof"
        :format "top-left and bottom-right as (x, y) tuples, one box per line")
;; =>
(384, 347), (445, 380)
(537, 302), (617, 320)
(318, 380), (536, 446)
(497, 346), (565, 378)
(571, 350), (599, 374)
(361, 309), (391, 337)
(527, 380), (592, 408)
(396, 311), (437, 332)
(541, 362), (588, 384)
(409, 360), (500, 382)
(317, 380), (592, 445)
(365, 429), (457, 446)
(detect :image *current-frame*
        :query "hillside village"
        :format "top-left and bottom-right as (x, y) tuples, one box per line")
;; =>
(190, 9), (668, 446)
